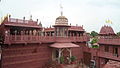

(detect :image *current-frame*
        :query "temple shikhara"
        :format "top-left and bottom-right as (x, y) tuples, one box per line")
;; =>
(0, 6), (120, 68)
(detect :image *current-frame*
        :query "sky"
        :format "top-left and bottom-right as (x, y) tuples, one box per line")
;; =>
(0, 0), (120, 33)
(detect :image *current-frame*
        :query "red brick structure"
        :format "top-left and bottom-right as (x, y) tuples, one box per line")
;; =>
(103, 60), (120, 68)
(0, 14), (120, 68)
(97, 25), (120, 68)
(0, 14), (89, 68)
(83, 25), (120, 68)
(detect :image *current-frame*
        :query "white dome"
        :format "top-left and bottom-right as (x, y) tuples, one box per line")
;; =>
(55, 16), (68, 26)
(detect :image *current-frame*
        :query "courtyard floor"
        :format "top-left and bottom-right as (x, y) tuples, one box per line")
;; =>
(62, 63), (89, 68)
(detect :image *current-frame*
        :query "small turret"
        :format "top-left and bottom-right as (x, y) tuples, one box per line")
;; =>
(30, 15), (32, 20)
(39, 21), (42, 27)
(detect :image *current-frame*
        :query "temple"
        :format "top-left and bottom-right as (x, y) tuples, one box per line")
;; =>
(0, 13), (120, 68)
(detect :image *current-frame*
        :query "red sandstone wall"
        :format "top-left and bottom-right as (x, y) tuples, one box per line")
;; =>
(99, 58), (106, 68)
(99, 45), (104, 52)
(109, 46), (113, 53)
(72, 47), (82, 60)
(97, 45), (120, 68)
(119, 47), (120, 56)
(71, 43), (85, 61)
(2, 43), (52, 68)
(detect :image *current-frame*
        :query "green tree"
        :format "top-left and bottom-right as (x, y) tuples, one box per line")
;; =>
(90, 31), (98, 37)
(60, 56), (64, 64)
(90, 38), (98, 44)
(70, 56), (76, 62)
(90, 38), (99, 48)
(117, 32), (120, 36)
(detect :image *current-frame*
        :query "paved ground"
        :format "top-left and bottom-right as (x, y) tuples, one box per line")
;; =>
(63, 64), (76, 68)
(63, 63), (89, 68)
(103, 60), (120, 68)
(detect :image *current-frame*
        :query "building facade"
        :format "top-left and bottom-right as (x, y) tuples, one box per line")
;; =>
(83, 25), (120, 68)
(0, 14), (120, 68)
(0, 14), (89, 68)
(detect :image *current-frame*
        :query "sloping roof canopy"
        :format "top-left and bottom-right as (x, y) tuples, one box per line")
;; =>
(68, 26), (85, 31)
(50, 43), (79, 48)
(44, 28), (54, 32)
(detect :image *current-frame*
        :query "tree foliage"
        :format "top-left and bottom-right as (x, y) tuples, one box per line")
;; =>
(90, 38), (98, 44)
(60, 56), (64, 64)
(70, 56), (76, 62)
(90, 31), (98, 37)
(90, 38), (99, 48)
(117, 32), (120, 36)
(92, 45), (99, 48)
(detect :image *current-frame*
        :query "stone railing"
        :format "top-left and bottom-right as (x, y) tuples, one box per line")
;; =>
(98, 51), (120, 61)
(6, 18), (38, 26)
(98, 37), (120, 45)
(83, 46), (120, 61)
(4, 35), (89, 44)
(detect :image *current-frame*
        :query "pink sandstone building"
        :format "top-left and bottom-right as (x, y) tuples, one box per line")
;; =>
(0, 14), (120, 68)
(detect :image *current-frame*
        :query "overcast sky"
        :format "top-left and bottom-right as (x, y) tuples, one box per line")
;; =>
(0, 0), (120, 33)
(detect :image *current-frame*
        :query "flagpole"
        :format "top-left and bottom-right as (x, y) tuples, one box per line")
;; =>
(60, 0), (63, 16)
(105, 19), (112, 26)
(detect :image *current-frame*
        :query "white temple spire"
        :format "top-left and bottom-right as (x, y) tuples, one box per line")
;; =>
(60, 0), (63, 16)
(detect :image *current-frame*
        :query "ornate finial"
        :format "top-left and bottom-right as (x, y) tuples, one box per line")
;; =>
(9, 14), (11, 18)
(7, 14), (10, 18)
(82, 25), (83, 28)
(30, 15), (32, 20)
(23, 17), (25, 20)
(39, 21), (42, 27)
(76, 24), (78, 26)
(60, 0), (63, 16)
(50, 25), (51, 28)
(37, 19), (38, 22)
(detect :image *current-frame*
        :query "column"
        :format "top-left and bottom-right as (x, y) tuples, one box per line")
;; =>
(20, 31), (23, 41)
(73, 33), (75, 37)
(69, 49), (72, 58)
(15, 30), (17, 41)
(70, 32), (71, 37)
(67, 48), (72, 63)
(49, 32), (51, 36)
(4, 29), (10, 44)
(67, 29), (69, 37)
(58, 49), (62, 63)
(29, 30), (32, 41)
